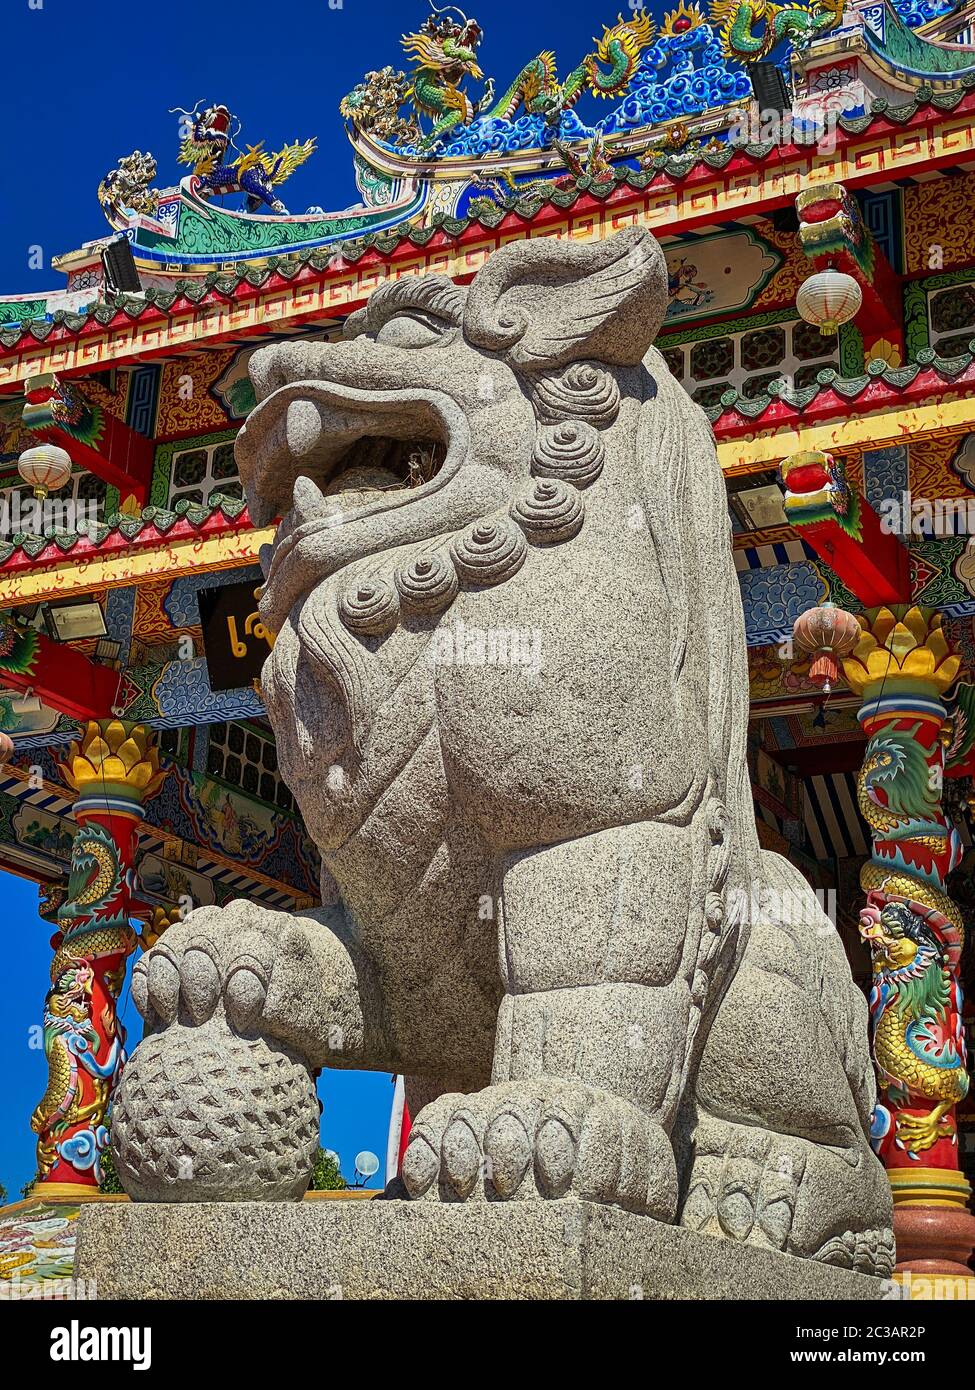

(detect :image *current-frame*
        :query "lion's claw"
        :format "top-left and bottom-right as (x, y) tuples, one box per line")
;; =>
(402, 1078), (677, 1217)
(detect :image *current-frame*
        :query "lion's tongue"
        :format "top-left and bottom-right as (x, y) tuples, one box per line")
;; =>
(324, 464), (401, 501)
(317, 464), (404, 516)
(288, 465), (403, 529)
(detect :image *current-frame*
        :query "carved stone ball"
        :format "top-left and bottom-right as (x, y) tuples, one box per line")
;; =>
(111, 1020), (320, 1202)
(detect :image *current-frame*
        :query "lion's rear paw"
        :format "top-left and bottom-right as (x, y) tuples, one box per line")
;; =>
(400, 1079), (677, 1219)
(681, 1116), (894, 1276)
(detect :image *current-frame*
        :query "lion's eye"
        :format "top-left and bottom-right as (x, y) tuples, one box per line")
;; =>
(374, 314), (445, 348)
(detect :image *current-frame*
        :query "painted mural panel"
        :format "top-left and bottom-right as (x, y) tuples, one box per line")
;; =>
(664, 229), (780, 325)
(904, 171), (975, 276)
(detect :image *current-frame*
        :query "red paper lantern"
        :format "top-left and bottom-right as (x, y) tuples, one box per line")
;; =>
(793, 605), (861, 693)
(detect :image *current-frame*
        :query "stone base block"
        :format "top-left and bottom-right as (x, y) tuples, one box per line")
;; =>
(74, 1199), (897, 1301)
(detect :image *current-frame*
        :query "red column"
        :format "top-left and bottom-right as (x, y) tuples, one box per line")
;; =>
(31, 721), (163, 1195)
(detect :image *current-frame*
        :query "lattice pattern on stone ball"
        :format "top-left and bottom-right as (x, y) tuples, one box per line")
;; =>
(112, 1024), (320, 1202)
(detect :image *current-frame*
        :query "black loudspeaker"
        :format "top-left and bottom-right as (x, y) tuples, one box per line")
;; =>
(102, 236), (143, 295)
(771, 206), (800, 234)
(749, 61), (792, 114)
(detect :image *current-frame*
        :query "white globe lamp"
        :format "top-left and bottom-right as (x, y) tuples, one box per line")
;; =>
(17, 444), (73, 500)
(796, 269), (863, 337)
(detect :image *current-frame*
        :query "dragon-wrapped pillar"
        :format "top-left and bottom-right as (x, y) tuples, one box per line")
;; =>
(32, 721), (164, 1195)
(842, 607), (975, 1276)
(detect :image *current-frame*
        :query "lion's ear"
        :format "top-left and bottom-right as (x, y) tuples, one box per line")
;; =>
(463, 226), (668, 371)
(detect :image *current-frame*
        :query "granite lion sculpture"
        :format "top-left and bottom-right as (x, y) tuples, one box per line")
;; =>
(112, 227), (893, 1275)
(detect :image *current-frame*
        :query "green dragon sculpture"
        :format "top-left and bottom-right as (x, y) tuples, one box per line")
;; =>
(708, 0), (842, 62)
(399, 7), (657, 148)
(857, 723), (948, 851)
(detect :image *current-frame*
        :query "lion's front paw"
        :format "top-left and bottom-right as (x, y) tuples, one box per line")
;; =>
(131, 901), (305, 1037)
(400, 1079), (677, 1219)
(117, 901), (325, 1202)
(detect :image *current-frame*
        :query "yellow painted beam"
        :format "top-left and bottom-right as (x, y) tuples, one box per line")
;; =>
(0, 524), (275, 608)
(717, 395), (975, 473)
(4, 397), (975, 602)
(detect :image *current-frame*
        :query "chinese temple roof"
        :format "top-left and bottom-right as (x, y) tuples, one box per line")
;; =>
(2, 82), (975, 362)
(1, 0), (973, 342)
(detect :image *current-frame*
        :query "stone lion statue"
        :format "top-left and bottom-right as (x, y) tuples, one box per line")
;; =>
(113, 227), (893, 1277)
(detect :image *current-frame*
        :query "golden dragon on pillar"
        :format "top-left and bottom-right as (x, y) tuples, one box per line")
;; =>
(842, 608), (970, 1169)
(31, 722), (164, 1189)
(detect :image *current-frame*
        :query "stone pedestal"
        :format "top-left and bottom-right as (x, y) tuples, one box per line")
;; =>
(74, 1200), (899, 1301)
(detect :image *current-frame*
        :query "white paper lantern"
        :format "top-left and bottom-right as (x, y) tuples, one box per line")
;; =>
(796, 270), (863, 336)
(17, 444), (72, 499)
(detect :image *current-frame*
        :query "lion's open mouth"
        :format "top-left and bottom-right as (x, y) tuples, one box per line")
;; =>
(236, 384), (458, 525)
(270, 430), (449, 548)
(235, 382), (468, 627)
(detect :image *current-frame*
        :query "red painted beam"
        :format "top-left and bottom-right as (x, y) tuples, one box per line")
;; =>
(0, 504), (255, 579)
(712, 355), (975, 440)
(765, 739), (867, 776)
(782, 449), (910, 606)
(23, 373), (152, 505)
(800, 512), (911, 607)
(0, 618), (120, 721)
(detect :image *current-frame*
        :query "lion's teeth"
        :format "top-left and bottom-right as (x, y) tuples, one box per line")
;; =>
(286, 399), (323, 459)
(292, 474), (328, 526)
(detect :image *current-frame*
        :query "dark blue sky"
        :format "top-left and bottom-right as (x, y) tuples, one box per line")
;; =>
(0, 0), (678, 1196)
(0, 0), (662, 296)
